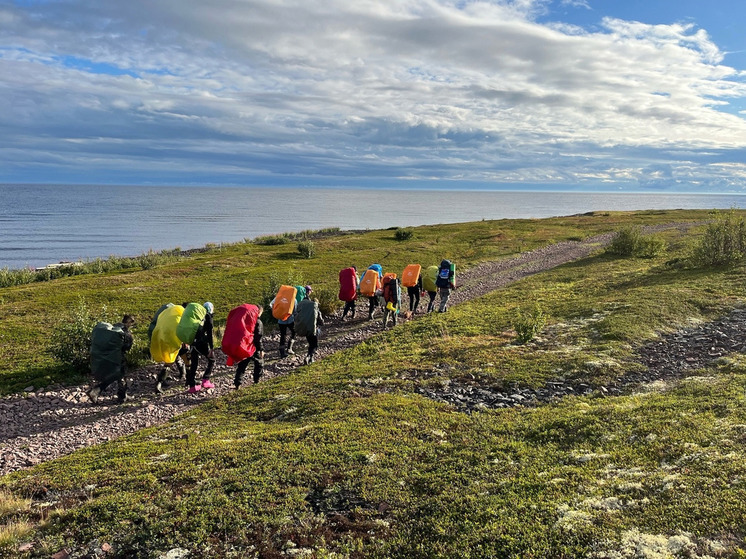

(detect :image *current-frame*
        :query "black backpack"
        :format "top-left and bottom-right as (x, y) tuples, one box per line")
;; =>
(383, 276), (400, 305)
(436, 260), (452, 288)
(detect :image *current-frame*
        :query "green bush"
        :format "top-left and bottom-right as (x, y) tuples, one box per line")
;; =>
(394, 228), (415, 241)
(606, 226), (666, 258)
(511, 305), (547, 344)
(297, 240), (316, 259)
(49, 298), (119, 373)
(690, 209), (746, 267)
(315, 287), (342, 316)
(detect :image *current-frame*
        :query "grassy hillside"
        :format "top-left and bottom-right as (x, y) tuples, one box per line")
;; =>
(0, 210), (707, 395)
(2, 210), (746, 557)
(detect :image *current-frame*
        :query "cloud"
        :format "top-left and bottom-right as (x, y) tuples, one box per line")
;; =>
(0, 0), (745, 188)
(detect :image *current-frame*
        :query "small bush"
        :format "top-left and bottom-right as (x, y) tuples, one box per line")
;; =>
(606, 227), (666, 258)
(690, 209), (746, 267)
(394, 228), (414, 241)
(315, 288), (342, 316)
(254, 235), (289, 246)
(49, 298), (119, 373)
(511, 305), (547, 344)
(297, 240), (316, 259)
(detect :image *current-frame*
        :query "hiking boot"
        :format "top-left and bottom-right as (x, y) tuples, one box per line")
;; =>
(188, 385), (202, 394)
(201, 379), (215, 389)
(279, 347), (287, 359)
(117, 392), (130, 404)
(86, 386), (101, 404)
(155, 381), (164, 394)
(287, 340), (295, 355)
(303, 354), (310, 365)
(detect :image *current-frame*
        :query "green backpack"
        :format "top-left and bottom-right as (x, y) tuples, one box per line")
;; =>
(176, 303), (207, 344)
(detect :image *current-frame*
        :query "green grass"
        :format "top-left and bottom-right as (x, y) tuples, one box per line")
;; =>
(3, 210), (746, 557)
(0, 210), (711, 395)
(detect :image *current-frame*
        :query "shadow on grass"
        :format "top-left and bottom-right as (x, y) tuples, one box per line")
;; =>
(0, 363), (85, 397)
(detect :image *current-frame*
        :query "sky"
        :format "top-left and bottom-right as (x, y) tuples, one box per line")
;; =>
(2, 0), (746, 191)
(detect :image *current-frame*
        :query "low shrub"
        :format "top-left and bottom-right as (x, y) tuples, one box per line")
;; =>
(49, 298), (120, 373)
(511, 305), (547, 344)
(297, 240), (316, 259)
(606, 226), (666, 258)
(690, 209), (746, 267)
(395, 228), (415, 241)
(315, 287), (342, 316)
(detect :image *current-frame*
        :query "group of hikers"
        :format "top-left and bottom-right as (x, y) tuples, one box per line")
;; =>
(86, 259), (456, 404)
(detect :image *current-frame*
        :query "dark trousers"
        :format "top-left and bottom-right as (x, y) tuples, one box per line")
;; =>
(368, 296), (382, 318)
(342, 300), (356, 318)
(426, 291), (437, 312)
(234, 355), (264, 387)
(407, 286), (420, 312)
(94, 363), (128, 400)
(187, 344), (215, 388)
(279, 322), (295, 349)
(306, 334), (318, 357)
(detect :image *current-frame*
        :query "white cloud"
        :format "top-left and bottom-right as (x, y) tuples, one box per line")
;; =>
(0, 0), (745, 188)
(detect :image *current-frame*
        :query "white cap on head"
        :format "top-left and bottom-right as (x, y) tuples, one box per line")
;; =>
(204, 301), (214, 314)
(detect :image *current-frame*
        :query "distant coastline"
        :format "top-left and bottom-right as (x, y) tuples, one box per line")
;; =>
(1, 184), (744, 270)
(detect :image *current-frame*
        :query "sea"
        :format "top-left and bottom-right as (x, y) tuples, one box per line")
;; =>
(1, 183), (744, 270)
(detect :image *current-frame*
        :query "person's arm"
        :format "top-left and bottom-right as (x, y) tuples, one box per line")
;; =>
(122, 330), (134, 353)
(205, 314), (214, 353)
(254, 319), (264, 356)
(317, 308), (325, 326)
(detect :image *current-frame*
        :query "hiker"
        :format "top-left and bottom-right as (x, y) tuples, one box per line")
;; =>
(186, 302), (216, 393)
(338, 266), (359, 320)
(382, 273), (401, 329)
(422, 265), (439, 313)
(401, 264), (423, 314)
(271, 290), (298, 359)
(232, 305), (265, 388)
(436, 259), (456, 312)
(359, 264), (383, 320)
(87, 314), (135, 404)
(152, 303), (191, 393)
(295, 286), (324, 364)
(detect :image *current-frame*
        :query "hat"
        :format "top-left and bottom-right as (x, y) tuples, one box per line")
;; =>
(304, 285), (313, 293)
(203, 301), (214, 314)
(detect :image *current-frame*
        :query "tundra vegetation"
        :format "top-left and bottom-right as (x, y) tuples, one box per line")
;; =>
(1, 210), (746, 557)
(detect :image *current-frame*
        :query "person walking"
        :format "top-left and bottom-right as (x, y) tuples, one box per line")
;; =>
(186, 302), (216, 393)
(339, 266), (359, 320)
(295, 286), (324, 364)
(87, 315), (135, 404)
(233, 306), (265, 388)
(382, 273), (401, 329)
(422, 264), (439, 313)
(436, 259), (456, 313)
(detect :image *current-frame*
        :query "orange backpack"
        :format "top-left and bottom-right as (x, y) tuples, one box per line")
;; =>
(359, 268), (379, 297)
(401, 264), (421, 288)
(272, 285), (297, 321)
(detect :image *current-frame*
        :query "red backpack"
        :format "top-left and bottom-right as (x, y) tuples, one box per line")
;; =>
(338, 267), (358, 302)
(222, 304), (260, 366)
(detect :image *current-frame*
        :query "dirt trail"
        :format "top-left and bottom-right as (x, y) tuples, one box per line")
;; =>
(0, 225), (693, 475)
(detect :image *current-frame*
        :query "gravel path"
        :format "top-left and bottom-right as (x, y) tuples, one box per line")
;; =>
(0, 225), (694, 475)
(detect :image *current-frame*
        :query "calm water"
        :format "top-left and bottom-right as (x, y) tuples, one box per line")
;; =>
(1, 184), (744, 269)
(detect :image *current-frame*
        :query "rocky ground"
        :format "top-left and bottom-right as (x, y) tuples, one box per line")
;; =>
(1, 224), (715, 476)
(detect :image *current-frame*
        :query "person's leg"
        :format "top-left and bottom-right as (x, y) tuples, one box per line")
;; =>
(187, 347), (199, 389)
(279, 323), (288, 358)
(368, 297), (376, 319)
(439, 287), (451, 312)
(350, 300), (356, 318)
(287, 322), (296, 355)
(252, 355), (264, 384)
(234, 358), (248, 388)
(116, 377), (129, 403)
(155, 365), (169, 393)
(427, 292), (436, 312)
(308, 334), (318, 362)
(412, 289), (420, 313)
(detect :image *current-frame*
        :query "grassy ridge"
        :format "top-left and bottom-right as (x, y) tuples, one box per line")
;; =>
(3, 210), (746, 557)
